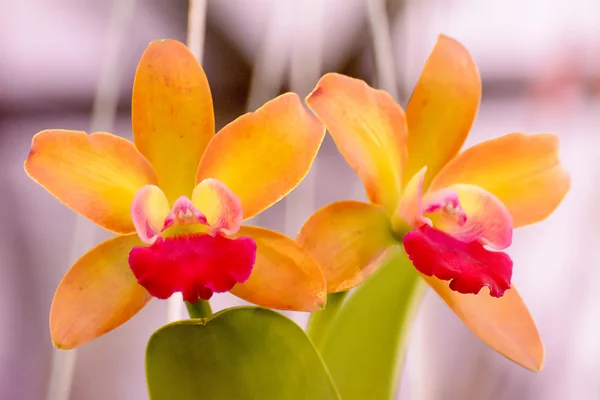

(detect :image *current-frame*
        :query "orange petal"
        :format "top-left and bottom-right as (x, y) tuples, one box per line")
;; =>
(196, 93), (325, 220)
(424, 276), (543, 371)
(429, 133), (570, 228)
(392, 167), (428, 232)
(306, 73), (407, 212)
(132, 39), (214, 203)
(404, 35), (481, 188)
(50, 234), (152, 349)
(297, 201), (400, 292)
(426, 184), (513, 250)
(24, 130), (157, 234)
(131, 185), (170, 244)
(192, 178), (242, 236)
(229, 226), (326, 311)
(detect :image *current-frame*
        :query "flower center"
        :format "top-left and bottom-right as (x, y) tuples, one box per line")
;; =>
(131, 179), (243, 245)
(127, 180), (256, 302)
(163, 196), (208, 232)
(396, 169), (515, 298)
(423, 190), (468, 227)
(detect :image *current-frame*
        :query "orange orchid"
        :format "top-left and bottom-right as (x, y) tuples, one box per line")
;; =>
(25, 40), (327, 349)
(298, 35), (570, 370)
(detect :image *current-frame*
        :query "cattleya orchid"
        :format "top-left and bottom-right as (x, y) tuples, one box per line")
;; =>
(25, 40), (327, 349)
(298, 35), (570, 370)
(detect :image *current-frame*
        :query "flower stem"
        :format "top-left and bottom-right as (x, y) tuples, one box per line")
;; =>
(186, 299), (213, 319)
(306, 291), (348, 350)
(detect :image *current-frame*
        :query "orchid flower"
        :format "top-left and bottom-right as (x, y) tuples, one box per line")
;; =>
(297, 35), (570, 370)
(25, 40), (327, 349)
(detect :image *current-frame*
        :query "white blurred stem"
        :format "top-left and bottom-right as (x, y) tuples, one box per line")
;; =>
(366, 0), (399, 100)
(289, 0), (323, 98)
(242, 0), (291, 229)
(245, 0), (291, 112)
(45, 318), (78, 400)
(279, 1), (323, 324)
(283, 0), (323, 237)
(166, 0), (209, 323)
(166, 292), (184, 323)
(45, 0), (137, 399)
(187, 0), (207, 61)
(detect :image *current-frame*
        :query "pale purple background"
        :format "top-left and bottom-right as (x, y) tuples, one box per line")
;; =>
(1, 0), (600, 399)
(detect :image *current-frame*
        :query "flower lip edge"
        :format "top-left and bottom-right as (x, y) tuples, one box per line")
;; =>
(403, 224), (513, 298)
(128, 233), (257, 302)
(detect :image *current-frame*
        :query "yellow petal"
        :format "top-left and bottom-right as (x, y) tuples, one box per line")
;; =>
(131, 185), (170, 244)
(404, 35), (481, 188)
(298, 201), (400, 292)
(392, 167), (428, 232)
(306, 73), (407, 212)
(196, 93), (325, 220)
(429, 133), (570, 228)
(24, 130), (157, 234)
(192, 178), (242, 236)
(132, 39), (214, 203)
(230, 226), (326, 311)
(50, 234), (152, 349)
(424, 276), (543, 371)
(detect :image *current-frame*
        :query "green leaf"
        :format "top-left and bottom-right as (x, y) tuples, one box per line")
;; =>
(146, 307), (341, 400)
(306, 291), (348, 349)
(318, 251), (425, 400)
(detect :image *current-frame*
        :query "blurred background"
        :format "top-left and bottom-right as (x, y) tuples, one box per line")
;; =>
(2, 0), (600, 399)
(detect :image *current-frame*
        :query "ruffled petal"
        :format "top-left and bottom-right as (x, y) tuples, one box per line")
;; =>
(50, 234), (152, 349)
(429, 133), (570, 228)
(404, 225), (512, 297)
(192, 178), (243, 236)
(306, 73), (408, 212)
(132, 39), (214, 203)
(128, 234), (256, 303)
(425, 277), (544, 371)
(25, 130), (157, 234)
(404, 35), (481, 189)
(131, 185), (171, 244)
(229, 226), (327, 311)
(298, 200), (400, 292)
(196, 93), (325, 220)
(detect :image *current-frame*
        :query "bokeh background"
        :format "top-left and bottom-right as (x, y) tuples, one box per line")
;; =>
(2, 0), (600, 399)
